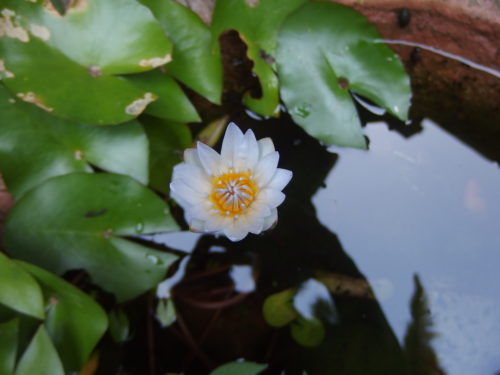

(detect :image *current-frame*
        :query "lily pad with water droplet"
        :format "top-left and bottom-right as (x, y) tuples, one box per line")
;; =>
(3, 173), (179, 302)
(277, 2), (411, 149)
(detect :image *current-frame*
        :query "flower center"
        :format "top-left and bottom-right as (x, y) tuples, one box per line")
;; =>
(209, 168), (258, 217)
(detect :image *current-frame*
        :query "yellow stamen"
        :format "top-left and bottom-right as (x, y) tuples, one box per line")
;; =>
(209, 168), (258, 217)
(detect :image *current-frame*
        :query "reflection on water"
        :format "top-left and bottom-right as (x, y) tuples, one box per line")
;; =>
(313, 119), (500, 375)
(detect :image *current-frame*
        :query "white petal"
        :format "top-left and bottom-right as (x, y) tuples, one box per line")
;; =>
(197, 141), (222, 175)
(267, 168), (292, 191)
(170, 179), (205, 205)
(172, 163), (211, 194)
(262, 208), (278, 231)
(248, 200), (271, 217)
(204, 214), (230, 232)
(190, 219), (205, 233)
(187, 201), (213, 221)
(254, 151), (279, 187)
(170, 189), (190, 211)
(257, 188), (285, 208)
(240, 129), (259, 170)
(223, 220), (249, 242)
(184, 148), (203, 168)
(258, 138), (275, 158)
(238, 213), (264, 235)
(221, 122), (244, 166)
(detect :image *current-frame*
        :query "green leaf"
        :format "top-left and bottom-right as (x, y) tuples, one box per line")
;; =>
(0, 253), (44, 319)
(14, 325), (64, 375)
(0, 85), (148, 199)
(277, 2), (411, 149)
(210, 361), (267, 375)
(11, 0), (173, 75)
(17, 261), (108, 371)
(262, 288), (298, 328)
(4, 173), (179, 301)
(290, 316), (325, 347)
(0, 318), (19, 375)
(140, 116), (192, 194)
(0, 36), (154, 124)
(155, 299), (176, 328)
(140, 0), (223, 104)
(108, 308), (130, 343)
(124, 70), (200, 123)
(211, 0), (307, 116)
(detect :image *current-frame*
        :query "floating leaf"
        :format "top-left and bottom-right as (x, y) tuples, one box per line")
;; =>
(124, 70), (200, 123)
(108, 308), (130, 343)
(0, 0), (172, 123)
(4, 173), (179, 301)
(17, 261), (108, 371)
(10, 0), (173, 75)
(140, 116), (192, 194)
(262, 288), (298, 327)
(277, 2), (411, 149)
(290, 316), (325, 347)
(140, 0), (223, 104)
(0, 253), (44, 319)
(210, 361), (267, 375)
(211, 0), (307, 116)
(14, 325), (64, 375)
(0, 318), (18, 375)
(0, 86), (148, 199)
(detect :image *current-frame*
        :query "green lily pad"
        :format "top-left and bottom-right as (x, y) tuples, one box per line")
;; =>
(0, 318), (19, 375)
(140, 116), (192, 194)
(0, 253), (44, 319)
(6, 0), (173, 75)
(262, 288), (298, 327)
(0, 85), (149, 199)
(290, 316), (325, 347)
(17, 261), (108, 371)
(140, 0), (223, 104)
(3, 173), (179, 301)
(210, 361), (267, 375)
(124, 70), (200, 123)
(277, 2), (411, 149)
(211, 0), (307, 116)
(14, 325), (64, 375)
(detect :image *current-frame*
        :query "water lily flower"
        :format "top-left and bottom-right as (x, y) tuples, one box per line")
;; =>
(170, 123), (292, 241)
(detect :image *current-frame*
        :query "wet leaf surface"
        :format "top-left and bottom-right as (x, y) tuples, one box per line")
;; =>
(140, 0), (223, 104)
(3, 173), (179, 301)
(0, 86), (148, 199)
(17, 261), (108, 371)
(211, 0), (306, 116)
(210, 361), (267, 375)
(0, 318), (19, 374)
(277, 2), (411, 148)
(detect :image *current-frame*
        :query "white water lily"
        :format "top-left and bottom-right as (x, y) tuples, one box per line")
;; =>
(170, 123), (292, 241)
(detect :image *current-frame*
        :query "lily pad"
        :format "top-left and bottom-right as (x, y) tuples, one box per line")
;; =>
(211, 0), (307, 116)
(0, 85), (148, 199)
(3, 173), (179, 301)
(6, 0), (173, 75)
(124, 70), (200, 123)
(0, 253), (44, 319)
(140, 116), (192, 194)
(17, 261), (108, 371)
(0, 318), (19, 375)
(262, 288), (298, 327)
(14, 325), (64, 375)
(290, 316), (325, 347)
(210, 361), (267, 375)
(140, 0), (223, 104)
(0, 0), (172, 124)
(277, 2), (411, 149)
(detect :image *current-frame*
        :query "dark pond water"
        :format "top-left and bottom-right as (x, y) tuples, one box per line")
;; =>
(138, 109), (500, 375)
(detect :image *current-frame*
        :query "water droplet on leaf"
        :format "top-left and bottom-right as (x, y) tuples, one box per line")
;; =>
(135, 221), (144, 234)
(293, 103), (312, 118)
(146, 254), (163, 265)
